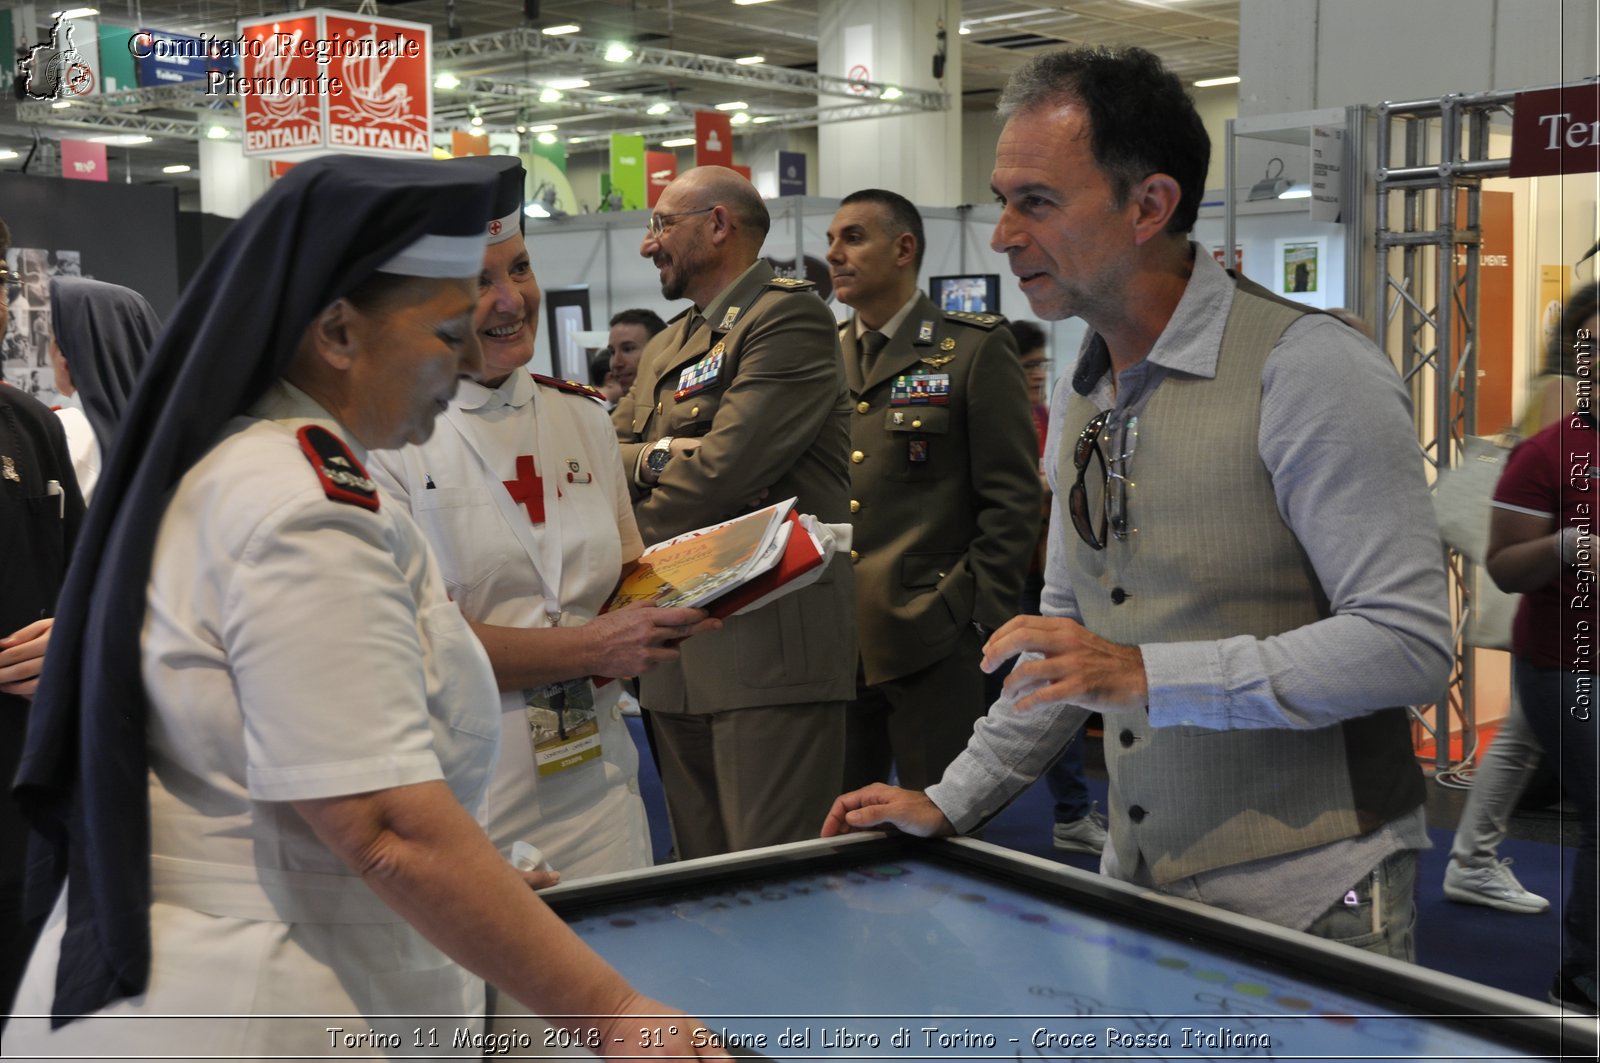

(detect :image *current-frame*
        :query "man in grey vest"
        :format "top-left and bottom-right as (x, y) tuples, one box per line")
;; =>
(823, 46), (1451, 960)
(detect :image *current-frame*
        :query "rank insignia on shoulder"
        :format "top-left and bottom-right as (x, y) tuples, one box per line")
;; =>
(296, 425), (379, 511)
(766, 276), (816, 291)
(531, 373), (607, 403)
(944, 310), (1004, 329)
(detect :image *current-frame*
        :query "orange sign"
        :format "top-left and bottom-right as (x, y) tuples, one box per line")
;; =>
(238, 15), (323, 155)
(236, 11), (431, 159)
(695, 111), (733, 169)
(646, 150), (677, 208)
(323, 14), (430, 156)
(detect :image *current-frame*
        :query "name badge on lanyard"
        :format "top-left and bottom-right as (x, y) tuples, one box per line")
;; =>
(526, 678), (602, 776)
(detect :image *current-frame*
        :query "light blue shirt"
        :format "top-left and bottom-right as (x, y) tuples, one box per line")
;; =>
(930, 246), (1445, 930)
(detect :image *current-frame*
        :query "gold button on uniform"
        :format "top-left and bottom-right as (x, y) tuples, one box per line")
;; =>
(850, 450), (864, 464)
(655, 402), (662, 414)
(849, 499), (860, 513)
(690, 406), (700, 417)
(912, 419), (922, 429)
(856, 401), (871, 414)
(850, 550), (860, 562)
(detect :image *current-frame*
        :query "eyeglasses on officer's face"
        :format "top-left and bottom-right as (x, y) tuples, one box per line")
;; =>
(1068, 409), (1138, 550)
(646, 205), (716, 237)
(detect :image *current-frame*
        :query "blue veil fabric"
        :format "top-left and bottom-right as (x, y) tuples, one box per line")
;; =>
(47, 277), (161, 452)
(13, 154), (495, 1023)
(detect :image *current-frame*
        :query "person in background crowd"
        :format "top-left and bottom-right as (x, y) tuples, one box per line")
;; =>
(1001, 317), (1107, 857)
(614, 165), (854, 859)
(590, 345), (623, 407)
(47, 276), (161, 502)
(0, 215), (87, 1020)
(1481, 323), (1599, 1013)
(366, 155), (717, 1031)
(608, 307), (667, 396)
(825, 45), (1450, 960)
(1439, 288), (1600, 917)
(6, 156), (726, 1059)
(825, 188), (1039, 794)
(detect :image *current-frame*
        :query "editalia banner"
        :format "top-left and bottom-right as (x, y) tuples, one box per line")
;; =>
(234, 10), (431, 160)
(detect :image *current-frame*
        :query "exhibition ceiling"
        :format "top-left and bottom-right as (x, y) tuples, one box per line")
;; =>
(1, 0), (1239, 188)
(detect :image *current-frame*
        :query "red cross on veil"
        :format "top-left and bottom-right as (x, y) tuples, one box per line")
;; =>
(503, 454), (545, 523)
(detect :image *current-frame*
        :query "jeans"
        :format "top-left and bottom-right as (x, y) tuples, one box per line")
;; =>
(1449, 687), (1545, 869)
(1302, 848), (1419, 962)
(1515, 658), (1598, 982)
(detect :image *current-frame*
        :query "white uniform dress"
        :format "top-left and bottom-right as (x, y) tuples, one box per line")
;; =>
(7, 381), (502, 1060)
(368, 370), (651, 879)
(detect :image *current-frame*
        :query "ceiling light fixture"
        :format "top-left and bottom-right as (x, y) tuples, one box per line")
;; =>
(52, 7), (99, 18)
(751, 115), (777, 124)
(1247, 157), (1292, 201)
(162, 164), (191, 174)
(1193, 75), (1240, 88)
(89, 134), (152, 145)
(879, 85), (903, 100)
(528, 123), (558, 133)
(731, 0), (779, 5)
(604, 42), (633, 62)
(434, 72), (460, 90)
(206, 125), (229, 139)
(730, 112), (751, 125)
(661, 137), (696, 147)
(51, 100), (72, 109)
(537, 132), (559, 145)
(735, 55), (764, 65)
(539, 87), (563, 103)
(0, 150), (19, 160)
(546, 77), (590, 90)
(542, 24), (580, 35)
(470, 114), (484, 127)
(715, 101), (748, 111)
(646, 102), (672, 116)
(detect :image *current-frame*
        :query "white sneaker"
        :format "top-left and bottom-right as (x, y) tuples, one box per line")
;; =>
(1052, 803), (1108, 854)
(1443, 858), (1550, 913)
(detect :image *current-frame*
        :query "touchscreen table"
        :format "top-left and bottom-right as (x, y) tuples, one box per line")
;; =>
(544, 835), (1593, 1061)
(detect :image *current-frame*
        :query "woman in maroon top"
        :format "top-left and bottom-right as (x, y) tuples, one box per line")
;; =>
(1489, 397), (1598, 1012)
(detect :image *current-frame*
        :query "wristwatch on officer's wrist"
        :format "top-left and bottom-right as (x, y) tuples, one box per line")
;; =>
(646, 436), (676, 477)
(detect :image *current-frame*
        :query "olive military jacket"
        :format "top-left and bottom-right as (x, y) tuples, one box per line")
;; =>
(843, 293), (1041, 686)
(612, 259), (855, 713)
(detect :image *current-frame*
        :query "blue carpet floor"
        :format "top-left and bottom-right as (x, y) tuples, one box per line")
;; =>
(623, 715), (1568, 1004)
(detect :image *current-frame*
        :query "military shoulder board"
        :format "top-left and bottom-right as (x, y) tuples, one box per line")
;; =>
(296, 425), (379, 511)
(944, 310), (1004, 330)
(531, 373), (607, 403)
(766, 276), (816, 291)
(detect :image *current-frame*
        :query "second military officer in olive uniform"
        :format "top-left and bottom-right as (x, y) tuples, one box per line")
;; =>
(614, 166), (855, 858)
(827, 189), (1041, 791)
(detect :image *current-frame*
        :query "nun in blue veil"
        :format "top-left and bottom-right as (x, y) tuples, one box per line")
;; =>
(7, 155), (721, 1061)
(47, 276), (161, 502)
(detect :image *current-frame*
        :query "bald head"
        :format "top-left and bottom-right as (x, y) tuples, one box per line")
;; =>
(674, 166), (770, 245)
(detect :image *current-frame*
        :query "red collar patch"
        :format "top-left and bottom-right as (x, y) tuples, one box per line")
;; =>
(296, 425), (379, 511)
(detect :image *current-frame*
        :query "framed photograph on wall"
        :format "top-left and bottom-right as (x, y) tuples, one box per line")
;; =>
(1275, 237), (1327, 307)
(543, 285), (592, 380)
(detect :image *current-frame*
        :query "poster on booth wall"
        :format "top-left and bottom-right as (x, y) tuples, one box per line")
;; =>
(647, 151), (677, 208)
(695, 111), (733, 169)
(2, 246), (83, 402)
(609, 134), (647, 212)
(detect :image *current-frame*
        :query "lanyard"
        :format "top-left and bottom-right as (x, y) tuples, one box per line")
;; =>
(440, 381), (566, 626)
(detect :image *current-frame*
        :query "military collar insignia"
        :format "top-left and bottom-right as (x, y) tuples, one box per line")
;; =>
(296, 425), (379, 511)
(1, 454), (18, 482)
(719, 305), (742, 331)
(916, 319), (935, 345)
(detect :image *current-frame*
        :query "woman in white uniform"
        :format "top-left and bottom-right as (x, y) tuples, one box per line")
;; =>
(8, 156), (724, 1061)
(369, 157), (717, 881)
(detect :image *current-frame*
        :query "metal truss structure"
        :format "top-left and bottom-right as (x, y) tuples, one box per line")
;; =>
(13, 28), (945, 146)
(1373, 87), (1519, 772)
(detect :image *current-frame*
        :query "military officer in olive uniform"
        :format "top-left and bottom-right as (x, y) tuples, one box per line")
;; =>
(613, 166), (855, 858)
(827, 189), (1040, 791)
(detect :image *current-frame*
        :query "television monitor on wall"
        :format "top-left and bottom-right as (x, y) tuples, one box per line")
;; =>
(929, 274), (1001, 315)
